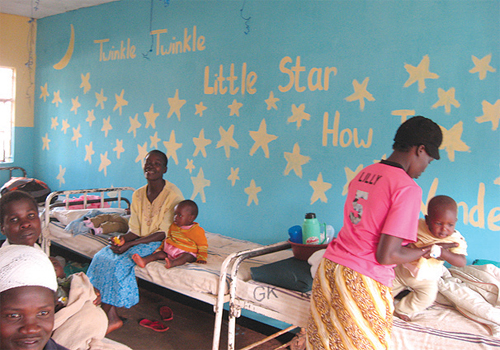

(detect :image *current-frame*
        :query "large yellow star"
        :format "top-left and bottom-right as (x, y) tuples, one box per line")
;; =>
(403, 55), (439, 93)
(244, 179), (261, 206)
(57, 165), (66, 187)
(309, 172), (332, 204)
(40, 83), (49, 102)
(135, 142), (149, 165)
(432, 87), (460, 114)
(476, 99), (500, 131)
(95, 88), (107, 109)
(228, 99), (243, 117)
(86, 110), (96, 127)
(85, 142), (95, 164)
(113, 89), (128, 115)
(144, 104), (160, 129)
(71, 124), (82, 147)
(345, 77), (375, 111)
(51, 117), (59, 130)
(228, 167), (240, 186)
(193, 129), (212, 157)
(265, 91), (279, 110)
(128, 113), (142, 137)
(249, 119), (278, 158)
(195, 102), (207, 117)
(283, 143), (310, 178)
(287, 103), (310, 129)
(80, 73), (91, 94)
(61, 119), (70, 134)
(52, 90), (62, 107)
(216, 125), (239, 159)
(167, 89), (186, 121)
(185, 159), (195, 174)
(439, 122), (470, 162)
(469, 54), (496, 80)
(42, 133), (50, 150)
(163, 130), (183, 165)
(99, 151), (112, 176)
(113, 139), (125, 159)
(191, 167), (211, 203)
(343, 164), (364, 196)
(101, 116), (112, 137)
(150, 132), (161, 149)
(70, 96), (81, 115)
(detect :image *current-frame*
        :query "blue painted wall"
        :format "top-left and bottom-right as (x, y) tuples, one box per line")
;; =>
(33, 0), (499, 263)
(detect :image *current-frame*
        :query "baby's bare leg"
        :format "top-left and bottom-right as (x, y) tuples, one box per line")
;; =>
(133, 251), (167, 268)
(165, 253), (196, 269)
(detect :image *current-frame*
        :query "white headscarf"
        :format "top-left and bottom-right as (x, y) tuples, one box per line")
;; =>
(0, 245), (57, 293)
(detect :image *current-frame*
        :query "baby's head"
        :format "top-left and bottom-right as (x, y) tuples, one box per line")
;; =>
(0, 191), (40, 246)
(173, 200), (198, 227)
(0, 245), (58, 350)
(425, 195), (458, 239)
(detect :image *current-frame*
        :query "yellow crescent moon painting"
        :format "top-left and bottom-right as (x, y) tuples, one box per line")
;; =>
(53, 24), (75, 70)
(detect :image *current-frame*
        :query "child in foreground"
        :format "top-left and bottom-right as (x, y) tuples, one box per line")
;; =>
(392, 195), (467, 321)
(132, 199), (208, 269)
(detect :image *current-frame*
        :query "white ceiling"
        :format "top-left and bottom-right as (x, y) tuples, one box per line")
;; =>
(0, 0), (118, 19)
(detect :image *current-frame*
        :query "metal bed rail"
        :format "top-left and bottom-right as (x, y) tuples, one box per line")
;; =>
(0, 166), (27, 179)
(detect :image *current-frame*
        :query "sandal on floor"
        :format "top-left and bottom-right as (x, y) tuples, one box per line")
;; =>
(139, 319), (169, 332)
(159, 306), (174, 321)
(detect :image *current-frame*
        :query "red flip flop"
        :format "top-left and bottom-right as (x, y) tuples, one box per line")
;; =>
(139, 319), (169, 332)
(159, 306), (174, 321)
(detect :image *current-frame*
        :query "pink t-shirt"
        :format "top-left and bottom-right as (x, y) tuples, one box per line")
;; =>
(323, 161), (422, 286)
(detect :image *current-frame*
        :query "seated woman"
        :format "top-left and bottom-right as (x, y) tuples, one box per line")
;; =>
(87, 150), (184, 333)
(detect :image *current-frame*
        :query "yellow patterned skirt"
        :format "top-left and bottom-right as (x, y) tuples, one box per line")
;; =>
(306, 259), (394, 350)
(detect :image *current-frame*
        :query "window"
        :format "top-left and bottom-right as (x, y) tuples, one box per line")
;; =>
(0, 67), (15, 163)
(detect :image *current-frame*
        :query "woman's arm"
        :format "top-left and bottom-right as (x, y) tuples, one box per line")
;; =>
(376, 233), (431, 265)
(110, 231), (166, 254)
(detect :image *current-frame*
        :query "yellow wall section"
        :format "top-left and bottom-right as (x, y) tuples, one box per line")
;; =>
(0, 13), (36, 128)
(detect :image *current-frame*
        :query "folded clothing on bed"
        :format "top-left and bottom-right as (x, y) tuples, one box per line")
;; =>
(250, 257), (313, 293)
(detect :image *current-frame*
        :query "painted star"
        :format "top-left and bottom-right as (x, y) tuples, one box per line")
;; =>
(190, 167), (211, 203)
(439, 122), (470, 162)
(61, 119), (70, 134)
(193, 129), (212, 158)
(163, 130), (183, 165)
(80, 73), (91, 94)
(42, 133), (50, 150)
(86, 110), (96, 127)
(56, 165), (66, 187)
(40, 83), (49, 102)
(403, 55), (439, 93)
(52, 90), (62, 107)
(476, 99), (500, 130)
(244, 179), (261, 206)
(128, 113), (142, 137)
(167, 89), (186, 121)
(135, 142), (149, 165)
(51, 117), (59, 130)
(391, 109), (416, 124)
(98, 151), (112, 176)
(228, 99), (243, 117)
(469, 54), (496, 80)
(70, 96), (81, 115)
(144, 104), (160, 129)
(71, 124), (82, 147)
(95, 88), (107, 109)
(101, 116), (112, 137)
(343, 164), (364, 196)
(216, 125), (239, 159)
(495, 164), (500, 186)
(195, 102), (207, 117)
(309, 173), (332, 204)
(249, 119), (278, 158)
(113, 89), (128, 116)
(228, 167), (240, 187)
(150, 132), (161, 149)
(113, 139), (125, 159)
(345, 77), (375, 111)
(432, 87), (460, 114)
(283, 143), (311, 178)
(85, 142), (95, 164)
(185, 159), (195, 174)
(287, 103), (310, 129)
(265, 91), (279, 110)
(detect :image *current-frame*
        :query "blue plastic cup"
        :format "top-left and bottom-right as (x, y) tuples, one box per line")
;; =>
(288, 225), (303, 243)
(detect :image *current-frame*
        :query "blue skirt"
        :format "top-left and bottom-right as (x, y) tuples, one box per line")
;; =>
(87, 241), (161, 308)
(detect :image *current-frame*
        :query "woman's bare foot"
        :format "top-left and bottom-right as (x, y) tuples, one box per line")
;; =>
(132, 254), (146, 268)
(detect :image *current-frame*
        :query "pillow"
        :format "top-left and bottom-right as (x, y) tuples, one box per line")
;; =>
(52, 207), (127, 225)
(250, 257), (313, 293)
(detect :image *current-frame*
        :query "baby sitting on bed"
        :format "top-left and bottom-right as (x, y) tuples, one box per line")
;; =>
(132, 199), (208, 269)
(392, 195), (468, 321)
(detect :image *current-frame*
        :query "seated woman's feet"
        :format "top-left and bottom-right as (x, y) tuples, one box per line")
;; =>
(132, 254), (147, 268)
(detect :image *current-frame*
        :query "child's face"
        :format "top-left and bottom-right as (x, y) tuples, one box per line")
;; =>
(425, 206), (457, 239)
(1, 199), (41, 247)
(173, 205), (195, 227)
(0, 286), (55, 350)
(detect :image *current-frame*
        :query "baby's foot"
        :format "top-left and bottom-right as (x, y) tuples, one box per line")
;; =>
(132, 254), (146, 268)
(393, 311), (411, 322)
(164, 258), (172, 269)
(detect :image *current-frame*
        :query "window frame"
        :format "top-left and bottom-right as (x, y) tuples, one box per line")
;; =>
(0, 66), (15, 163)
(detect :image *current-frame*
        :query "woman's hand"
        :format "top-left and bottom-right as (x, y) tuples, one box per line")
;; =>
(93, 287), (102, 306)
